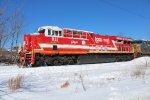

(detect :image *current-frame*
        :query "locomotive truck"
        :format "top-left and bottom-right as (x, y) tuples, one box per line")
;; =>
(19, 26), (139, 67)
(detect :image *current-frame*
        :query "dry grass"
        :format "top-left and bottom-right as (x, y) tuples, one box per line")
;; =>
(106, 77), (115, 80)
(130, 58), (150, 78)
(61, 81), (70, 88)
(139, 58), (150, 68)
(79, 75), (86, 91)
(8, 75), (23, 91)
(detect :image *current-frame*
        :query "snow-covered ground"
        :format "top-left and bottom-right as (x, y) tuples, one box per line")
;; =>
(0, 57), (150, 100)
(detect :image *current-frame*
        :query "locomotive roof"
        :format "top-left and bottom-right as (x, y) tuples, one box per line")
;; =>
(37, 26), (133, 41)
(63, 28), (94, 33)
(38, 26), (94, 33)
(38, 26), (62, 31)
(134, 39), (150, 42)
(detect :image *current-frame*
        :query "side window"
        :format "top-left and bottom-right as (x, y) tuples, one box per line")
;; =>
(55, 31), (58, 36)
(90, 33), (93, 37)
(66, 30), (72, 34)
(59, 31), (62, 36)
(49, 30), (62, 36)
(52, 30), (55, 35)
(79, 31), (83, 35)
(48, 29), (51, 35)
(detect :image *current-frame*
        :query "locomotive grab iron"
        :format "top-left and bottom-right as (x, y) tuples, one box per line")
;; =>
(19, 26), (149, 67)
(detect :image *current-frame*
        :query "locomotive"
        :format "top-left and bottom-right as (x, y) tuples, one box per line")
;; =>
(19, 26), (145, 67)
(133, 40), (150, 57)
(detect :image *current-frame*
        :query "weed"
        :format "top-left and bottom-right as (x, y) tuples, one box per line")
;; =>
(8, 75), (23, 91)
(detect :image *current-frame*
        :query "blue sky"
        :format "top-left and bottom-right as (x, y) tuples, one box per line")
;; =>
(4, 0), (150, 41)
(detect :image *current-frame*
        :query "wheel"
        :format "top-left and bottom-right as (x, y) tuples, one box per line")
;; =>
(69, 59), (74, 65)
(63, 60), (69, 65)
(62, 57), (69, 65)
(115, 57), (122, 62)
(33, 58), (44, 67)
(32, 60), (40, 67)
(52, 58), (62, 66)
(45, 57), (52, 66)
(72, 57), (80, 65)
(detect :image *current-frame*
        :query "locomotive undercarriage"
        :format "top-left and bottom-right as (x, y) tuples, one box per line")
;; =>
(32, 54), (79, 67)
(79, 53), (134, 64)
(31, 53), (134, 67)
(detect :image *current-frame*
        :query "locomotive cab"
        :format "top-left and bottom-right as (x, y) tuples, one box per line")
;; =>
(38, 26), (63, 37)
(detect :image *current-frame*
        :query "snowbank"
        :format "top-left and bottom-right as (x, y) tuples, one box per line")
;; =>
(0, 57), (150, 100)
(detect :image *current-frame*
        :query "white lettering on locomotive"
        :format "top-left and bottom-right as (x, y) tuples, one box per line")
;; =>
(52, 37), (58, 42)
(103, 38), (110, 44)
(71, 40), (78, 44)
(95, 37), (102, 43)
(82, 40), (86, 45)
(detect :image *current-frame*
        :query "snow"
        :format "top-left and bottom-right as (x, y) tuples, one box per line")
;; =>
(0, 57), (150, 100)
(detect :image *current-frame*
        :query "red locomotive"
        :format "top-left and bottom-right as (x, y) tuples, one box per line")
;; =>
(19, 26), (134, 66)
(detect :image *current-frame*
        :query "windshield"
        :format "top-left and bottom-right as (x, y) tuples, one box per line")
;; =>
(38, 29), (45, 34)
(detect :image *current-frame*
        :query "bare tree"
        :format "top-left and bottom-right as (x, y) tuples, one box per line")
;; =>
(0, 6), (9, 50)
(0, 2), (24, 63)
(9, 9), (24, 52)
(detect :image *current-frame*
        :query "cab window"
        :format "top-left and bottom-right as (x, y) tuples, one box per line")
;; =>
(59, 31), (62, 36)
(55, 31), (58, 36)
(52, 31), (62, 36)
(52, 30), (55, 35)
(47, 30), (63, 36)
(38, 29), (45, 34)
(48, 29), (51, 35)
